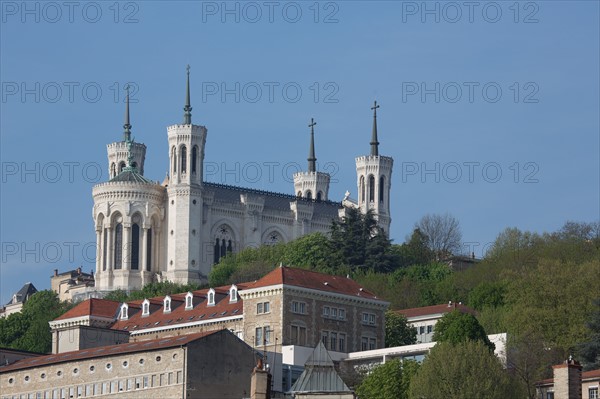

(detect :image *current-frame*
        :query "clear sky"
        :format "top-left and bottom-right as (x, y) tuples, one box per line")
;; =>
(1, 1), (598, 305)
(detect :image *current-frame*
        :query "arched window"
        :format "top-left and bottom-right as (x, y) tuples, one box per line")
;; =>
(368, 175), (375, 202)
(120, 304), (128, 320)
(131, 224), (140, 270)
(192, 146), (198, 174)
(306, 190), (312, 200)
(171, 146), (177, 174)
(110, 163), (116, 178)
(316, 191), (323, 201)
(142, 299), (150, 316)
(213, 225), (234, 264)
(360, 176), (365, 203)
(297, 191), (302, 197)
(119, 162), (126, 173)
(181, 146), (187, 173)
(264, 231), (283, 246)
(146, 228), (152, 271)
(379, 176), (385, 203)
(207, 289), (215, 306)
(114, 223), (123, 269)
(229, 285), (238, 303)
(185, 292), (193, 310)
(164, 296), (171, 313)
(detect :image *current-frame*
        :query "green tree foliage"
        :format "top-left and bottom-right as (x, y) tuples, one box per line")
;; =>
(578, 298), (600, 371)
(467, 281), (506, 311)
(385, 311), (417, 347)
(432, 310), (495, 351)
(408, 341), (518, 399)
(103, 281), (203, 302)
(391, 229), (434, 268)
(0, 290), (73, 353)
(329, 208), (397, 273)
(356, 359), (420, 399)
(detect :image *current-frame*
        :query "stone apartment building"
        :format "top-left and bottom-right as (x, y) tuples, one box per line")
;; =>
(51, 268), (95, 302)
(0, 283), (37, 318)
(46, 266), (388, 392)
(0, 329), (258, 399)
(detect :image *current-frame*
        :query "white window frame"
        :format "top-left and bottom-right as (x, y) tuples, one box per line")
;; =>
(164, 295), (171, 313)
(229, 285), (238, 303)
(120, 303), (128, 320)
(185, 292), (193, 310)
(207, 288), (215, 306)
(142, 299), (150, 316)
(291, 301), (306, 314)
(257, 301), (270, 314)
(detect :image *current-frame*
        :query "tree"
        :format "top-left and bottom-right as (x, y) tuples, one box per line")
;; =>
(330, 207), (397, 273)
(415, 213), (462, 259)
(385, 311), (417, 347)
(356, 359), (419, 399)
(0, 290), (73, 353)
(578, 298), (600, 371)
(391, 229), (434, 268)
(408, 341), (518, 399)
(104, 281), (204, 302)
(432, 310), (495, 351)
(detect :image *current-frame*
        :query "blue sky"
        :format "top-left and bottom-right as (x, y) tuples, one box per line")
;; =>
(1, 1), (598, 304)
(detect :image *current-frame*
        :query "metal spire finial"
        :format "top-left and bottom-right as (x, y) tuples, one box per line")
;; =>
(370, 100), (380, 156)
(308, 118), (317, 172)
(123, 84), (132, 142)
(183, 65), (192, 124)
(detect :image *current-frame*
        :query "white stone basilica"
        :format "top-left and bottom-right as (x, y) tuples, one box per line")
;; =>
(92, 70), (394, 292)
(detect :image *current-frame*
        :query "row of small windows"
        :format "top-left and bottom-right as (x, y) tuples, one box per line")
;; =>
(121, 286), (238, 320)
(171, 145), (198, 175)
(8, 355), (175, 387)
(6, 370), (183, 399)
(359, 175), (385, 204)
(362, 312), (376, 326)
(321, 330), (347, 352)
(323, 306), (346, 320)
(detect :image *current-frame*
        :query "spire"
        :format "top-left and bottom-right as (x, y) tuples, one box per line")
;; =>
(370, 100), (380, 156)
(183, 64), (192, 124)
(123, 85), (132, 142)
(308, 118), (317, 172)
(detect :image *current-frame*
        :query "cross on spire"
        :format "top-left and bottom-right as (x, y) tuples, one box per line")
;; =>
(183, 65), (192, 124)
(370, 100), (380, 156)
(308, 118), (317, 173)
(123, 84), (132, 142)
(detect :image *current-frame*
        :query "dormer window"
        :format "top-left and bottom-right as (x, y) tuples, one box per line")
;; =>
(185, 292), (193, 310)
(164, 296), (172, 313)
(120, 304), (128, 320)
(142, 299), (150, 317)
(229, 285), (238, 303)
(207, 289), (215, 306)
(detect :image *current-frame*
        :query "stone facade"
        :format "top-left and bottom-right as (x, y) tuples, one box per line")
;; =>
(0, 330), (258, 399)
(90, 72), (394, 294)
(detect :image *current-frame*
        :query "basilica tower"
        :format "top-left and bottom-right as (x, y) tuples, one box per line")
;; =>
(355, 101), (393, 233)
(293, 118), (331, 201)
(164, 66), (207, 284)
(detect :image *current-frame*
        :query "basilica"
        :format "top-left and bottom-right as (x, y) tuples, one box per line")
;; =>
(92, 69), (394, 292)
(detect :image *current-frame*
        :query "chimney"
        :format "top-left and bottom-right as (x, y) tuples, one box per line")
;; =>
(250, 359), (271, 399)
(552, 357), (582, 399)
(54, 269), (58, 277)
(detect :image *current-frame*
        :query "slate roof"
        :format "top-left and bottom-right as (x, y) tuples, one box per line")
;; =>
(54, 298), (121, 321)
(395, 303), (477, 319)
(5, 283), (37, 306)
(290, 342), (351, 393)
(0, 330), (222, 372)
(248, 266), (383, 301)
(204, 182), (342, 216)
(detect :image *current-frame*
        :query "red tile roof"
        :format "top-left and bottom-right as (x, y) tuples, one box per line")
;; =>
(395, 303), (476, 319)
(0, 330), (221, 372)
(54, 298), (121, 321)
(110, 287), (243, 332)
(248, 266), (383, 301)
